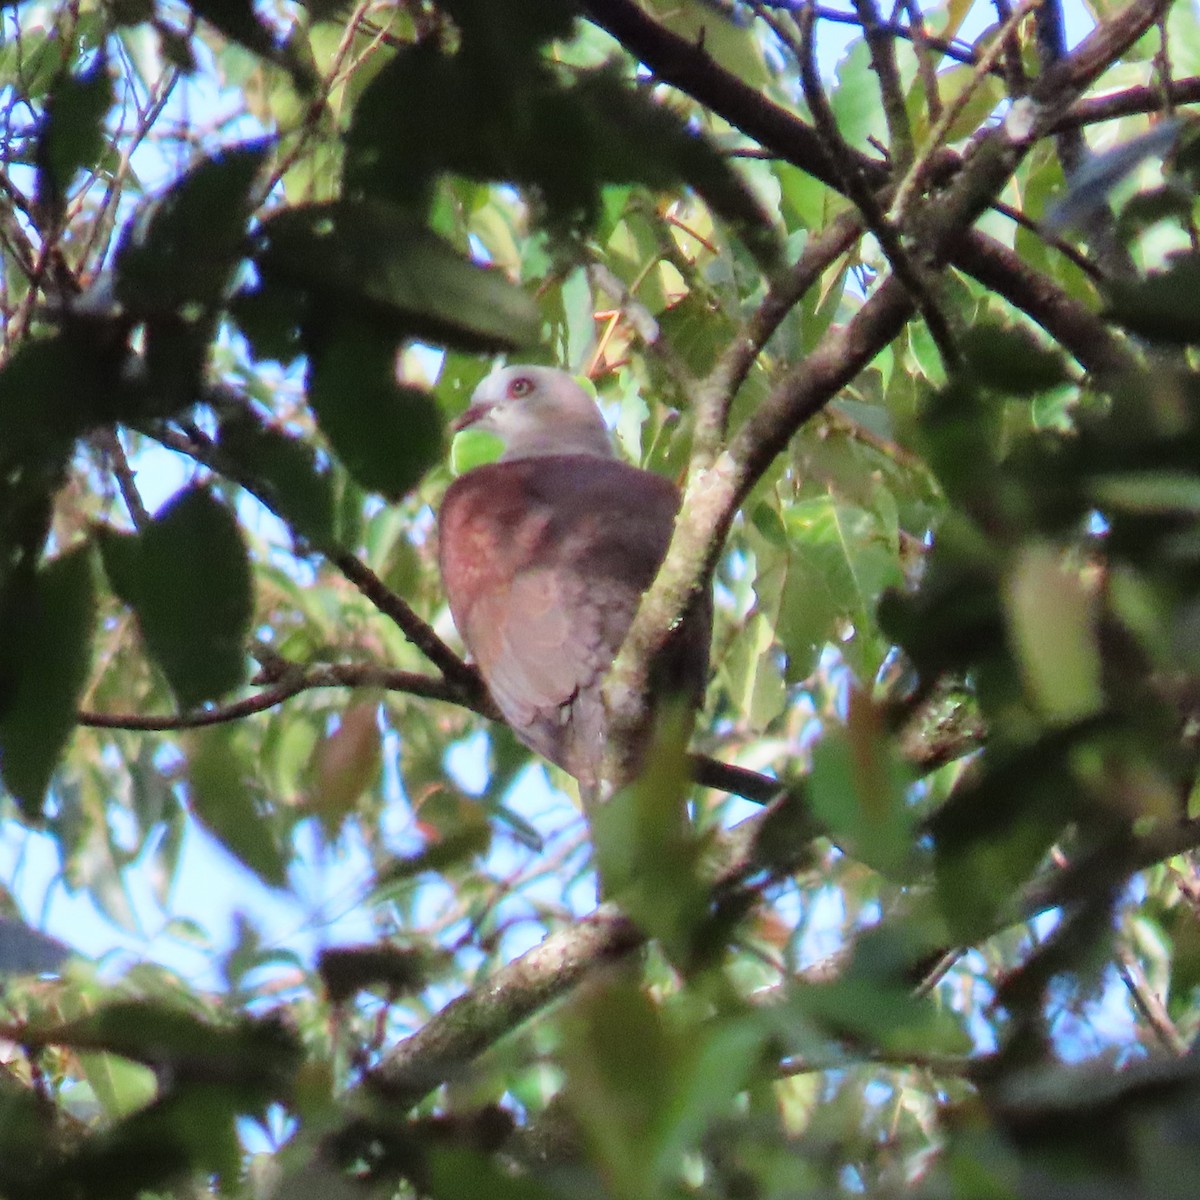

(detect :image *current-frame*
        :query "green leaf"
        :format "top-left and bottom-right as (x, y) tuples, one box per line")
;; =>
(809, 690), (917, 879)
(449, 427), (504, 475)
(255, 200), (541, 351)
(1105, 253), (1200, 344)
(777, 497), (903, 681)
(98, 487), (253, 709)
(591, 711), (709, 967)
(785, 924), (971, 1056)
(307, 320), (444, 500)
(959, 322), (1074, 395)
(187, 725), (289, 889)
(1003, 542), (1103, 723)
(217, 409), (336, 544)
(644, 0), (769, 86)
(0, 333), (127, 466)
(560, 980), (682, 1195)
(0, 545), (95, 817)
(35, 55), (114, 214)
(561, 979), (765, 1200)
(79, 1052), (157, 1119)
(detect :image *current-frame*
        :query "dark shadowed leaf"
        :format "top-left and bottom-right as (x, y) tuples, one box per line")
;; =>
(0, 915), (71, 975)
(307, 321), (444, 499)
(345, 45), (780, 269)
(35, 55), (114, 215)
(21, 1001), (301, 1087)
(114, 140), (267, 316)
(0, 332), (128, 465)
(0, 545), (95, 817)
(217, 409), (336, 545)
(1105, 253), (1200, 343)
(228, 281), (304, 363)
(960, 323), (1074, 395)
(98, 487), (253, 708)
(317, 943), (447, 1004)
(255, 200), (540, 351)
(371, 823), (492, 894)
(182, 0), (320, 94)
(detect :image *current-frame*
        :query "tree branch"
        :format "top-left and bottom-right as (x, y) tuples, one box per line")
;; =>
(367, 906), (645, 1106)
(77, 663), (487, 731)
(584, 0), (1142, 390)
(691, 209), (864, 470)
(601, 0), (1164, 787)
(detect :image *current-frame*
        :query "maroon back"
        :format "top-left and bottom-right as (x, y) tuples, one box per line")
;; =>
(438, 455), (710, 786)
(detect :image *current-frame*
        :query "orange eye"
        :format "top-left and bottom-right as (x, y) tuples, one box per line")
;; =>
(508, 376), (534, 399)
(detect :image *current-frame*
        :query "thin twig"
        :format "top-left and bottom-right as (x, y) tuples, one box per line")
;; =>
(93, 428), (152, 529)
(991, 0), (1030, 96)
(796, 3), (959, 372)
(890, 0), (1043, 225)
(901, 0), (944, 121)
(77, 663), (482, 731)
(1116, 944), (1189, 1056)
(990, 198), (1106, 283)
(691, 209), (864, 469)
(853, 0), (914, 169)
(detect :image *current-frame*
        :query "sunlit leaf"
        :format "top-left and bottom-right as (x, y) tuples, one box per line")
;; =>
(1003, 542), (1103, 723)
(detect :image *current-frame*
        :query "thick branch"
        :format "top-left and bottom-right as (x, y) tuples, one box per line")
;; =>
(952, 231), (1136, 378)
(691, 208), (864, 469)
(583, 0), (885, 193)
(364, 789), (1200, 1114)
(601, 0), (1164, 785)
(585, 0), (1141, 391)
(1057, 74), (1200, 129)
(368, 906), (644, 1106)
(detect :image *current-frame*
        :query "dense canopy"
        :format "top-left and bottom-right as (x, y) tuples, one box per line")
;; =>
(4, 1), (1200, 1198)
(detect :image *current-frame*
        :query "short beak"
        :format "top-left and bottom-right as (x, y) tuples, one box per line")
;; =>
(451, 402), (492, 433)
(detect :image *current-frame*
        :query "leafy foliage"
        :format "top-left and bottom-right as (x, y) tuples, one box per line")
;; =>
(3, 0), (1200, 1198)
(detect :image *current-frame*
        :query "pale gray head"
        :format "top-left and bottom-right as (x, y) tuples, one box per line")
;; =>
(452, 365), (615, 461)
